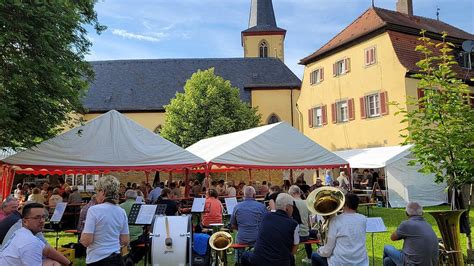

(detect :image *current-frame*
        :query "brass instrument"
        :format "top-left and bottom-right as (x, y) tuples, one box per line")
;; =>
(306, 187), (345, 245)
(209, 231), (233, 266)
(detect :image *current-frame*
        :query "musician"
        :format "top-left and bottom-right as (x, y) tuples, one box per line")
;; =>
(383, 202), (438, 266)
(0, 195), (19, 222)
(288, 185), (313, 263)
(230, 186), (267, 245)
(201, 189), (223, 227)
(241, 193), (299, 266)
(80, 175), (129, 265)
(311, 193), (368, 266)
(0, 203), (70, 265)
(155, 188), (179, 216)
(120, 190), (146, 264)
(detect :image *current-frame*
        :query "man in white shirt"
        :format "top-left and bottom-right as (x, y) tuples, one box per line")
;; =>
(311, 193), (368, 266)
(0, 203), (70, 266)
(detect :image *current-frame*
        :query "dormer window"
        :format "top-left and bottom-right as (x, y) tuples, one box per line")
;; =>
(259, 41), (268, 58)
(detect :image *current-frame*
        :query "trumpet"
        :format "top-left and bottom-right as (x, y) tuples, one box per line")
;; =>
(306, 187), (345, 245)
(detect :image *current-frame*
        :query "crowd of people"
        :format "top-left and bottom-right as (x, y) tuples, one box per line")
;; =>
(0, 172), (438, 266)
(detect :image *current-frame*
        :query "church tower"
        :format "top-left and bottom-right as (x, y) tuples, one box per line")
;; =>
(242, 0), (286, 62)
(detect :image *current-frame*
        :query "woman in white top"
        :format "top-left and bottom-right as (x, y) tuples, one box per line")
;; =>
(27, 188), (45, 204)
(80, 175), (129, 265)
(48, 188), (63, 207)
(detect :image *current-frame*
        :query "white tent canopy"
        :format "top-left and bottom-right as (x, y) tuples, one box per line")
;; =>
(186, 122), (348, 170)
(334, 145), (447, 208)
(2, 110), (205, 171)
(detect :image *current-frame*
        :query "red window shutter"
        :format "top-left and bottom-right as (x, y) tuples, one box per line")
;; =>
(345, 58), (351, 72)
(320, 68), (324, 81)
(365, 50), (369, 65)
(308, 109), (313, 128)
(380, 91), (388, 115)
(360, 97), (367, 119)
(331, 103), (337, 124)
(322, 105), (327, 125)
(417, 88), (425, 109)
(333, 63), (337, 76)
(348, 98), (355, 120)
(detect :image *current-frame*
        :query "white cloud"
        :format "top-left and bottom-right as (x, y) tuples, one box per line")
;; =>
(111, 29), (168, 42)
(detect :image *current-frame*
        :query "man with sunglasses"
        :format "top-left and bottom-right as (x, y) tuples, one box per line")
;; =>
(0, 203), (70, 266)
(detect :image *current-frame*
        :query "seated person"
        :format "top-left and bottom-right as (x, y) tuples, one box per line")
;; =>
(48, 188), (63, 207)
(288, 185), (313, 263)
(241, 193), (299, 266)
(68, 186), (82, 204)
(216, 180), (226, 196)
(191, 180), (202, 196)
(265, 185), (282, 211)
(225, 181), (236, 197)
(0, 203), (70, 265)
(169, 182), (181, 199)
(311, 193), (368, 266)
(383, 202), (438, 266)
(156, 188), (179, 216)
(0, 196), (19, 222)
(230, 186), (267, 245)
(201, 189), (223, 227)
(120, 190), (146, 264)
(27, 188), (45, 204)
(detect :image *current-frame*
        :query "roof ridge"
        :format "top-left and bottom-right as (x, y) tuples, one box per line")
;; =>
(89, 57), (285, 64)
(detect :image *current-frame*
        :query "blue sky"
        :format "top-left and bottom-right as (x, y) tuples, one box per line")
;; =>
(85, 0), (474, 78)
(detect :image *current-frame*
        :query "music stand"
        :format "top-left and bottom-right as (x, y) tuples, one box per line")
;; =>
(49, 202), (67, 249)
(366, 217), (387, 265)
(127, 204), (166, 266)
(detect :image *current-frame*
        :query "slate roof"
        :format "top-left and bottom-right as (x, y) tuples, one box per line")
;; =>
(242, 0), (285, 33)
(300, 7), (474, 65)
(83, 58), (301, 112)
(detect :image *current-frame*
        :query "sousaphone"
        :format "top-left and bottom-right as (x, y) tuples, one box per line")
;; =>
(306, 186), (345, 244)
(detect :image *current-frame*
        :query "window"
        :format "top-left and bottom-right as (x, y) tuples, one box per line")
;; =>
(259, 41), (268, 58)
(456, 51), (472, 69)
(364, 47), (377, 66)
(308, 105), (327, 128)
(360, 91), (388, 118)
(332, 99), (354, 123)
(333, 58), (351, 76)
(310, 68), (324, 85)
(337, 101), (348, 122)
(366, 93), (380, 117)
(267, 113), (280, 124)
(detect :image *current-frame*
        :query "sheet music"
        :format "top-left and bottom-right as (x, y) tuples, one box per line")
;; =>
(135, 204), (157, 225)
(191, 197), (206, 212)
(366, 217), (387, 233)
(224, 197), (238, 215)
(50, 202), (67, 223)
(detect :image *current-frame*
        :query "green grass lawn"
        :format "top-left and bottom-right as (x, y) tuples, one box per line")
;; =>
(45, 205), (473, 266)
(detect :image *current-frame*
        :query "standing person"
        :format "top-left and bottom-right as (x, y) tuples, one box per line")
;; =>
(383, 202), (438, 266)
(324, 170), (333, 186)
(336, 171), (350, 192)
(120, 190), (146, 264)
(80, 175), (129, 265)
(311, 193), (368, 266)
(0, 196), (19, 222)
(0, 203), (70, 265)
(288, 185), (313, 263)
(201, 189), (223, 227)
(241, 193), (299, 266)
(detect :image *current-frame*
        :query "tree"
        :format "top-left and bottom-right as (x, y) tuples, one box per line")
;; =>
(161, 68), (261, 147)
(396, 31), (474, 260)
(0, 1), (105, 149)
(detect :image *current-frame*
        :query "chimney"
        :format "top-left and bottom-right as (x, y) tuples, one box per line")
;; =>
(396, 0), (413, 16)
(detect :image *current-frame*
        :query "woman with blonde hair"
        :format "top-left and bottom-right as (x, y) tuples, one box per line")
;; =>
(48, 188), (63, 207)
(27, 188), (44, 204)
(80, 175), (129, 265)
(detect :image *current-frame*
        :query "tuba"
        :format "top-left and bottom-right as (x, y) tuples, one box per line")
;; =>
(306, 186), (345, 245)
(209, 231), (233, 266)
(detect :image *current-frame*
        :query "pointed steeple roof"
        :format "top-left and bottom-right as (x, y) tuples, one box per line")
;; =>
(242, 0), (285, 34)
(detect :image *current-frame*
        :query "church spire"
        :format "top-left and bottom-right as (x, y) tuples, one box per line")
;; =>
(242, 0), (286, 62)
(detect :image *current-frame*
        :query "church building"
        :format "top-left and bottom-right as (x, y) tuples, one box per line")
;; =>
(82, 0), (301, 135)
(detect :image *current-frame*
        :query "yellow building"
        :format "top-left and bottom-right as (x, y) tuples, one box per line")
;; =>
(297, 0), (474, 151)
(82, 0), (300, 135)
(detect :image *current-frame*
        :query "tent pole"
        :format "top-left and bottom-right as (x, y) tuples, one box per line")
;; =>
(225, 172), (228, 182)
(248, 169), (252, 183)
(184, 169), (190, 198)
(168, 171), (173, 187)
(384, 167), (389, 208)
(268, 170), (271, 182)
(290, 169), (294, 185)
(145, 172), (150, 184)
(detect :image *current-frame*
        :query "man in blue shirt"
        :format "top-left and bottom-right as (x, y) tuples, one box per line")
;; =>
(147, 183), (162, 203)
(231, 186), (267, 245)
